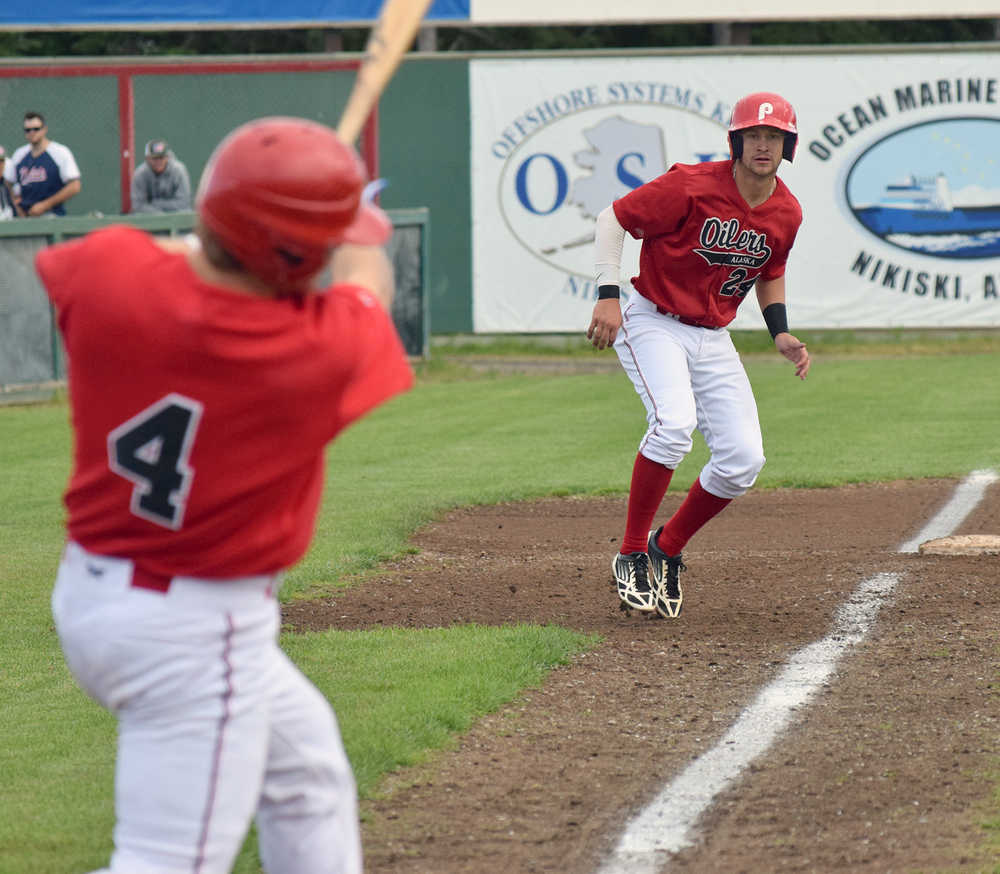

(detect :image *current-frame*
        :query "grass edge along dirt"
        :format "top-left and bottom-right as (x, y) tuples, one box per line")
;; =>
(428, 327), (1000, 360)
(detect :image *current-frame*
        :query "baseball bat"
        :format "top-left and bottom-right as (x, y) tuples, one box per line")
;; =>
(337, 0), (435, 146)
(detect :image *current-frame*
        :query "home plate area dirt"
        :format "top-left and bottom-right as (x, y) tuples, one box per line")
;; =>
(282, 479), (1000, 873)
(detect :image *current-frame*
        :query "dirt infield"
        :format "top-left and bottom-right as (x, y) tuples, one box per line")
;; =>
(282, 479), (1000, 873)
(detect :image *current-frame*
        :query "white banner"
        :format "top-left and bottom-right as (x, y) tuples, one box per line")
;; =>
(470, 53), (1000, 331)
(467, 1), (1000, 24)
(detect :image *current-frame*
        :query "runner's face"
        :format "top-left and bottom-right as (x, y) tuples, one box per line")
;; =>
(738, 126), (784, 177)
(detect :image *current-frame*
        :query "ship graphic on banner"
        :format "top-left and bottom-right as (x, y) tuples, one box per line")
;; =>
(846, 117), (1000, 260)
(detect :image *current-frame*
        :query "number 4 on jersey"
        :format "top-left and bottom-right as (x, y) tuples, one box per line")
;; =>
(108, 394), (203, 529)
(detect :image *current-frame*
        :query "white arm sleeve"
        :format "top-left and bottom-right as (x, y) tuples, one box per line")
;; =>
(594, 205), (626, 287)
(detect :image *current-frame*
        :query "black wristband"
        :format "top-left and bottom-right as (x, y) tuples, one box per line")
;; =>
(762, 302), (789, 339)
(597, 284), (621, 300)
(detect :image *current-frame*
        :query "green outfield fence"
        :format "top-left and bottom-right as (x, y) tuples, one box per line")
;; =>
(0, 55), (471, 332)
(0, 208), (429, 402)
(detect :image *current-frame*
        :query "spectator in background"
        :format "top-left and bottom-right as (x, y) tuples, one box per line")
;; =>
(130, 139), (192, 213)
(4, 111), (81, 216)
(0, 147), (15, 219)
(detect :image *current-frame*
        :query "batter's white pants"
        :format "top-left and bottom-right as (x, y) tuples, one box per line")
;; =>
(53, 541), (362, 874)
(615, 293), (765, 499)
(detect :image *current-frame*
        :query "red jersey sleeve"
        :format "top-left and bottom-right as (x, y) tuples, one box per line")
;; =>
(613, 165), (692, 240)
(321, 284), (414, 431)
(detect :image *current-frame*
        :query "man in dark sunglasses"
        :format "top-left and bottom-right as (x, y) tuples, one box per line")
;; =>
(2, 111), (81, 217)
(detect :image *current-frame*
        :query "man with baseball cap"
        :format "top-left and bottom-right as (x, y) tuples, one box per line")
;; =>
(130, 137), (192, 213)
(37, 117), (413, 874)
(4, 111), (81, 216)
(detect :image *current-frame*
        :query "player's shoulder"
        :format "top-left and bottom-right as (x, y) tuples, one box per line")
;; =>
(41, 225), (157, 274)
(666, 159), (731, 180)
(652, 159), (731, 195)
(10, 143), (31, 164)
(45, 140), (76, 160)
(322, 281), (386, 316)
(631, 160), (723, 197)
(46, 141), (80, 175)
(83, 224), (155, 253)
(676, 159), (730, 175)
(37, 226), (158, 307)
(774, 177), (803, 219)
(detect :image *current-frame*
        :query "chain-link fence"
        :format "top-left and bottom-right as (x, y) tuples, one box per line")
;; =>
(0, 208), (428, 402)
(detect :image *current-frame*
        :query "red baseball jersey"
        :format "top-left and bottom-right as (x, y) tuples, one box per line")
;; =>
(613, 159), (802, 328)
(37, 225), (414, 579)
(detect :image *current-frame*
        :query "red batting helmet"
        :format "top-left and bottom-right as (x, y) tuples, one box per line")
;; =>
(728, 92), (798, 162)
(196, 117), (391, 292)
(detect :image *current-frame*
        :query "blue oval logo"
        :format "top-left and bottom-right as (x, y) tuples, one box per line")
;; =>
(845, 117), (1000, 260)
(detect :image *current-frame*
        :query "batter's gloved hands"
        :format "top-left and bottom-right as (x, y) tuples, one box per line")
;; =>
(775, 333), (810, 380)
(587, 299), (623, 350)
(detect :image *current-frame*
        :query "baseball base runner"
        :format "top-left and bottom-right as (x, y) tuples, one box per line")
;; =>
(587, 91), (811, 619)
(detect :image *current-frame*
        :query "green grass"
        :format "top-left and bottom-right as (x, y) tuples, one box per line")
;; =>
(293, 349), (1000, 596)
(983, 771), (1000, 874)
(1, 339), (998, 872)
(430, 328), (1000, 360)
(285, 624), (596, 797)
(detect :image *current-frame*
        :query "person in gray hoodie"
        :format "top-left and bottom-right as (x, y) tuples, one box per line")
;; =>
(130, 139), (192, 213)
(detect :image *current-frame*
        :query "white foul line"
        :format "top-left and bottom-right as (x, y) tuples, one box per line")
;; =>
(896, 468), (999, 553)
(598, 468), (998, 874)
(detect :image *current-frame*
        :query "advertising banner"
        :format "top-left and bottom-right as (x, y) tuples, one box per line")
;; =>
(0, 0), (467, 29)
(3, 0), (983, 28)
(466, 0), (999, 25)
(471, 53), (1000, 331)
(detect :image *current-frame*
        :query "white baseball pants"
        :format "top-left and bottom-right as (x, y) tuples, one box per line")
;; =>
(53, 541), (362, 874)
(615, 292), (765, 499)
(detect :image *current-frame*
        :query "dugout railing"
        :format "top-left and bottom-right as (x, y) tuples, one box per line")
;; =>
(0, 207), (429, 402)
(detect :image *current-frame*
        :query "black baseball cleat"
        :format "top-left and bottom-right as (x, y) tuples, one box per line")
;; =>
(647, 527), (686, 618)
(611, 551), (656, 613)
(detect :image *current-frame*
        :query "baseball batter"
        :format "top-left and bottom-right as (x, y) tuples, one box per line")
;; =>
(587, 92), (810, 619)
(38, 118), (413, 873)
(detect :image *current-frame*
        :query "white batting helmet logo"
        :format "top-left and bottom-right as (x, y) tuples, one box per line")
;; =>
(757, 102), (774, 121)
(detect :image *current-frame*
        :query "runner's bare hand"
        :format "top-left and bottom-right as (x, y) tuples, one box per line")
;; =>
(775, 333), (810, 379)
(587, 299), (623, 350)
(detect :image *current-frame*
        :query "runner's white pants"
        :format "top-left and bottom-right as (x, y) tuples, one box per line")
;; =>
(53, 541), (362, 874)
(614, 292), (765, 499)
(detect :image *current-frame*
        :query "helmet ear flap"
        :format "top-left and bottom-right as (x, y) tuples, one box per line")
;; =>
(728, 131), (743, 160)
(783, 134), (797, 162)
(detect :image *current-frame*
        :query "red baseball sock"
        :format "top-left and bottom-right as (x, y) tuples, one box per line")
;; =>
(656, 478), (731, 556)
(620, 453), (674, 554)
